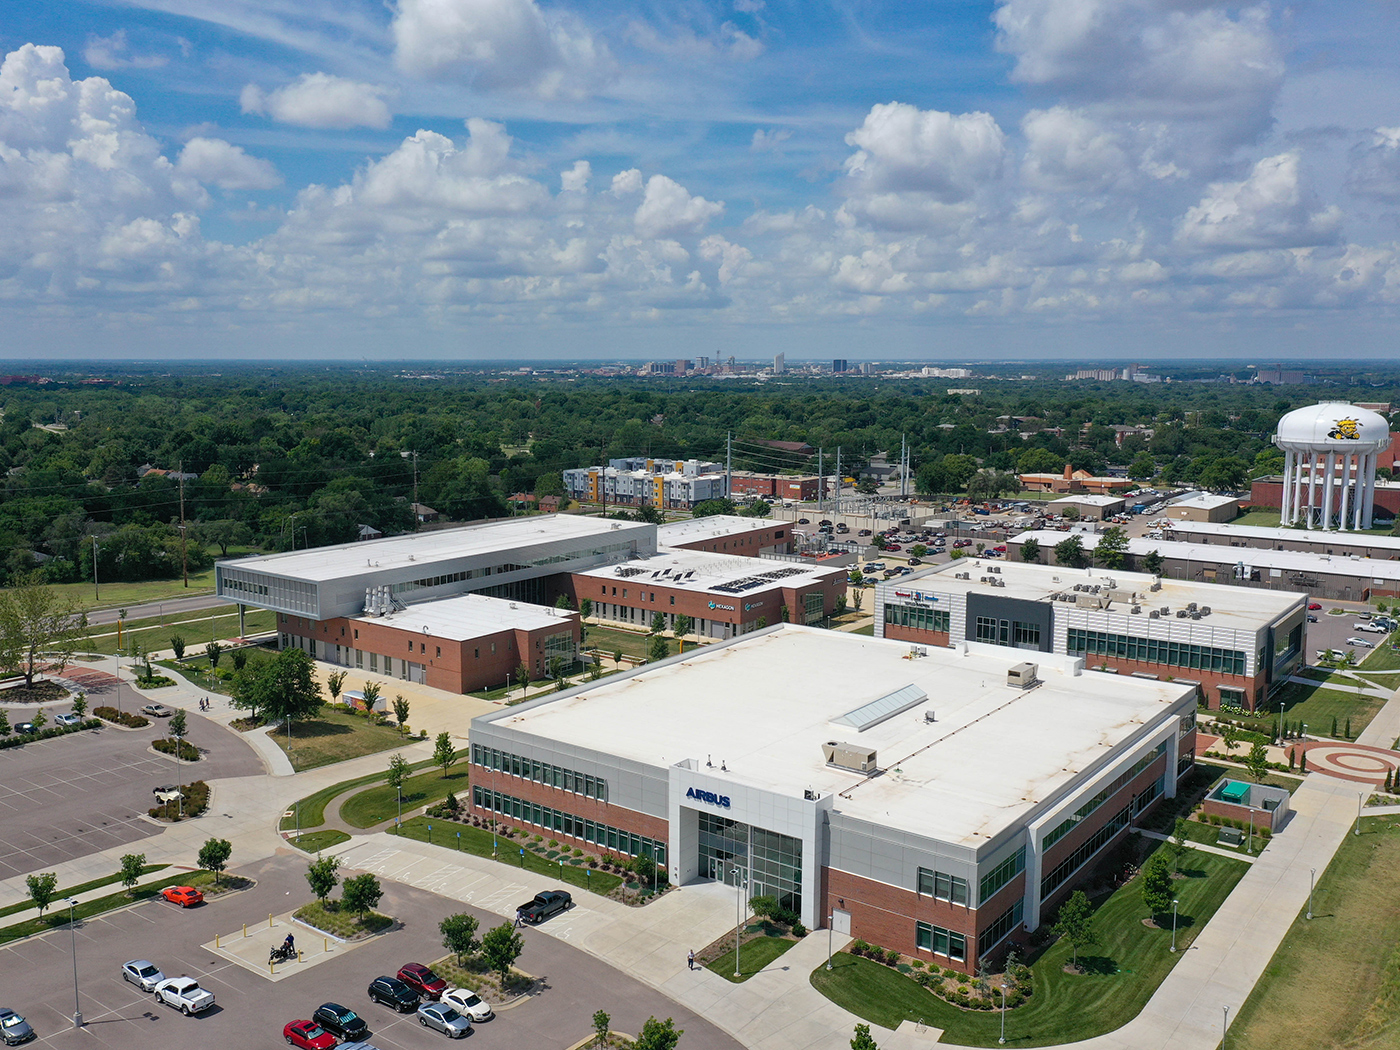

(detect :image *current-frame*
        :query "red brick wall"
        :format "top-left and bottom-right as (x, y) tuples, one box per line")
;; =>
(883, 625), (951, 647)
(824, 868), (982, 973)
(570, 573), (843, 632)
(1081, 657), (1265, 711)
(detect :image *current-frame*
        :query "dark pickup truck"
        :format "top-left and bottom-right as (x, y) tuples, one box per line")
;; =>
(517, 890), (572, 924)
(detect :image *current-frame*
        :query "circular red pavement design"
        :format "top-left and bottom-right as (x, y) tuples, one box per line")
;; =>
(1303, 743), (1400, 785)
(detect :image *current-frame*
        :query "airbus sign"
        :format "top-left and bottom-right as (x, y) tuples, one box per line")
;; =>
(686, 786), (731, 809)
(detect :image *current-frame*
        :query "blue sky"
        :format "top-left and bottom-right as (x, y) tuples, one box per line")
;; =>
(1, 0), (1398, 360)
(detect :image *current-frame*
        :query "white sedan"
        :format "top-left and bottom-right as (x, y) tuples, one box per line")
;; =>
(122, 960), (165, 992)
(153, 976), (216, 1015)
(441, 988), (493, 1022)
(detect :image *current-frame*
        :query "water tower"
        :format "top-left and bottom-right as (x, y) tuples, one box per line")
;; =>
(1273, 402), (1390, 530)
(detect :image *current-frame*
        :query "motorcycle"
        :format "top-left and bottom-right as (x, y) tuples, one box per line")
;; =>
(268, 943), (296, 963)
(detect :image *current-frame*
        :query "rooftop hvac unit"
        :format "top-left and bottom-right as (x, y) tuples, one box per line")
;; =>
(924, 710), (937, 723)
(1176, 609), (1188, 618)
(1131, 605), (1142, 614)
(1190, 612), (1201, 620)
(823, 741), (878, 774)
(1187, 601), (1198, 611)
(1007, 662), (1038, 689)
(1161, 607), (1169, 615)
(1201, 606), (1211, 616)
(1149, 610), (1160, 619)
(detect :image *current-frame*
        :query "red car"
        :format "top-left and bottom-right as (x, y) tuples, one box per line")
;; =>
(884, 544), (902, 552)
(283, 1021), (337, 1050)
(397, 963), (448, 1001)
(160, 886), (204, 907)
(1308, 603), (1322, 610)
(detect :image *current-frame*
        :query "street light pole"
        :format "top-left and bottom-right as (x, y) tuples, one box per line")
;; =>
(174, 728), (183, 819)
(732, 866), (743, 979)
(1307, 867), (1315, 920)
(67, 897), (82, 1028)
(1223, 1005), (1229, 1049)
(997, 986), (1006, 1045)
(827, 914), (834, 971)
(1356, 792), (1363, 836)
(1170, 898), (1179, 952)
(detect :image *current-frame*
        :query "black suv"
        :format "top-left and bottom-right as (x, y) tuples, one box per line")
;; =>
(367, 976), (419, 1012)
(314, 1003), (368, 1040)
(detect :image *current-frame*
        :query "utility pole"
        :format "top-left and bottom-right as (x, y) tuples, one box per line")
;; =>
(835, 447), (842, 510)
(726, 432), (732, 503)
(412, 450), (419, 530)
(817, 448), (824, 514)
(92, 538), (99, 600)
(178, 461), (188, 588)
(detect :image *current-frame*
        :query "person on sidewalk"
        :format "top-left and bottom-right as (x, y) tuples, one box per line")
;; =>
(687, 949), (695, 971)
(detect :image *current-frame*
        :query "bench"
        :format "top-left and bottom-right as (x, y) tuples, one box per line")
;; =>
(1217, 827), (1245, 846)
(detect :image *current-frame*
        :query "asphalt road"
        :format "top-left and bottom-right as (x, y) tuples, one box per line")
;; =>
(0, 715), (263, 879)
(87, 596), (232, 628)
(9, 853), (745, 1050)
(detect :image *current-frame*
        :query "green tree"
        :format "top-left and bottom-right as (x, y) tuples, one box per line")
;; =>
(747, 499), (772, 517)
(851, 1023), (880, 1050)
(649, 634), (670, 663)
(555, 594), (573, 611)
(612, 648), (623, 668)
(1141, 854), (1173, 920)
(910, 543), (928, 558)
(341, 872), (383, 917)
(1017, 447), (1065, 474)
(120, 853), (146, 897)
(1128, 451), (1157, 480)
(593, 1009), (611, 1048)
(360, 680), (382, 713)
(579, 597), (593, 621)
(1245, 742), (1269, 782)
(1093, 526), (1129, 570)
(674, 614), (693, 638)
(635, 1017), (683, 1050)
(326, 670), (347, 704)
(1219, 723), (1240, 756)
(481, 922), (524, 982)
(192, 519), (254, 558)
(230, 647), (323, 726)
(206, 640), (223, 668)
(1054, 535), (1086, 568)
(1141, 549), (1165, 576)
(386, 752), (411, 794)
(692, 498), (736, 518)
(515, 662), (531, 698)
(25, 872), (58, 916)
(71, 691), (87, 718)
(198, 838), (233, 886)
(649, 611), (667, 635)
(0, 573), (89, 686)
(1051, 889), (1098, 969)
(169, 707), (188, 738)
(1170, 817), (1190, 873)
(170, 634), (186, 660)
(31, 709), (47, 732)
(392, 694), (410, 733)
(0, 709), (9, 736)
(305, 855), (341, 902)
(434, 731), (458, 777)
(1019, 537), (1042, 563)
(440, 912), (480, 964)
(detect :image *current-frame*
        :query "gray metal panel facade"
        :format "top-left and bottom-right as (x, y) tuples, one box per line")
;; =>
(827, 812), (979, 898)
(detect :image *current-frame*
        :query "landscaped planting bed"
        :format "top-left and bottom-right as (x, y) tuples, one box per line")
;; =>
(292, 900), (392, 940)
(153, 737), (200, 761)
(94, 706), (149, 728)
(0, 718), (102, 749)
(0, 680), (69, 705)
(430, 954), (536, 1003)
(149, 780), (209, 821)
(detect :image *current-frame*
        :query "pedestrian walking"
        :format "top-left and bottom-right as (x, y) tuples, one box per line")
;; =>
(687, 949), (695, 971)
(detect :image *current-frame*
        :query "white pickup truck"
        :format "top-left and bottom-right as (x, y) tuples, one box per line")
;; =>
(154, 976), (216, 1015)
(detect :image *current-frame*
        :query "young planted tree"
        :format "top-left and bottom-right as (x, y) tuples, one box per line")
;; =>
(120, 853), (146, 897)
(850, 1024), (880, 1050)
(198, 838), (233, 885)
(341, 873), (384, 918)
(649, 611), (667, 635)
(440, 912), (480, 964)
(1141, 854), (1174, 923)
(360, 680), (382, 714)
(31, 709), (47, 732)
(0, 709), (10, 736)
(515, 662), (531, 698)
(673, 614), (693, 639)
(851, 588), (863, 611)
(305, 855), (341, 903)
(481, 922), (524, 983)
(170, 635), (186, 660)
(579, 597), (593, 621)
(386, 752), (411, 794)
(592, 1010), (611, 1048)
(434, 732), (458, 777)
(206, 640), (223, 669)
(392, 694), (410, 734)
(635, 1017), (683, 1050)
(72, 691), (87, 718)
(169, 708), (188, 738)
(326, 670), (347, 704)
(25, 872), (58, 916)
(1170, 817), (1191, 873)
(648, 634), (670, 663)
(1219, 723), (1240, 756)
(1051, 889), (1098, 970)
(1245, 742), (1270, 783)
(613, 648), (623, 668)
(232, 650), (247, 671)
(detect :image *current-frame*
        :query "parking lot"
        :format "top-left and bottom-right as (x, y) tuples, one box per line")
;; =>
(0, 715), (263, 879)
(7, 854), (743, 1050)
(1303, 600), (1396, 664)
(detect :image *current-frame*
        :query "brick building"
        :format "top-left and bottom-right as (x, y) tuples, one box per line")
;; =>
(728, 472), (822, 502)
(468, 626), (1195, 971)
(656, 515), (794, 555)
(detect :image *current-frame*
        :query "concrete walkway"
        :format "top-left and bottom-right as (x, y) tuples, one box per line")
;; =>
(1138, 828), (1255, 863)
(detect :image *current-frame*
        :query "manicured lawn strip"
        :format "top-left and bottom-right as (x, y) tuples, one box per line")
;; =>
(851, 625), (875, 636)
(85, 608), (277, 657)
(1361, 638), (1400, 672)
(706, 934), (800, 982)
(1221, 679), (1385, 738)
(1176, 819), (1266, 854)
(809, 843), (1248, 1046)
(0, 870), (226, 947)
(1230, 816), (1400, 1049)
(279, 758), (435, 830)
(0, 864), (167, 920)
(579, 623), (654, 662)
(341, 769), (468, 828)
(393, 816), (623, 895)
(269, 707), (413, 772)
(290, 830), (351, 853)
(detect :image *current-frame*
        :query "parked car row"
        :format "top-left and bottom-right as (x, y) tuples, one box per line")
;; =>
(366, 964), (495, 1040)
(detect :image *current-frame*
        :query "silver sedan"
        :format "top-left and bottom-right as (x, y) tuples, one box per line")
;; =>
(122, 960), (165, 992)
(416, 1004), (471, 1039)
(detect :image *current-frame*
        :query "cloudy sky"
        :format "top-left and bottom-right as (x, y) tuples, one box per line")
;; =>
(2, 0), (1398, 361)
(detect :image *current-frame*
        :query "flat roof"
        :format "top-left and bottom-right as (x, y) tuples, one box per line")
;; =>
(489, 626), (1190, 848)
(1048, 494), (1125, 506)
(1014, 529), (1400, 584)
(219, 515), (653, 583)
(656, 516), (786, 544)
(575, 546), (842, 594)
(354, 592), (574, 641)
(1166, 520), (1400, 552)
(1169, 494), (1240, 510)
(905, 557), (1302, 630)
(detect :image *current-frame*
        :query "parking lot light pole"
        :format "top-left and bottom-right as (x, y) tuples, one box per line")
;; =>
(1223, 1005), (1229, 1048)
(1170, 898), (1179, 952)
(67, 897), (82, 1028)
(827, 914), (834, 971)
(732, 867), (743, 979)
(1307, 868), (1315, 920)
(174, 729), (184, 818)
(1356, 792), (1363, 836)
(997, 985), (1006, 1045)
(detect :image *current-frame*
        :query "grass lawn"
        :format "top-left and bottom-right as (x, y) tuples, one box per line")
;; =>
(393, 816), (623, 896)
(33, 569), (218, 610)
(1177, 817), (1270, 855)
(1231, 509), (1284, 527)
(85, 608), (276, 656)
(1231, 815), (1400, 1049)
(0, 869), (231, 947)
(162, 645), (281, 695)
(706, 933), (800, 982)
(289, 830), (352, 853)
(851, 624), (875, 636)
(580, 623), (655, 662)
(0, 864), (166, 920)
(810, 842), (1249, 1045)
(279, 758), (436, 830)
(1229, 678), (1385, 738)
(1361, 638), (1400, 672)
(269, 707), (413, 772)
(340, 769), (468, 828)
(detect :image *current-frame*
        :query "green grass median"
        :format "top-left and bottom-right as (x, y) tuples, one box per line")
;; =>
(280, 758), (435, 831)
(340, 769), (468, 828)
(0, 869), (230, 947)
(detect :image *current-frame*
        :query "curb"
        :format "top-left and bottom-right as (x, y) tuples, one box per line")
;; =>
(564, 1032), (636, 1050)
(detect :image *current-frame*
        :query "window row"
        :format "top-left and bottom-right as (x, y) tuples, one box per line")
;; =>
(1040, 778), (1163, 899)
(977, 899), (1024, 957)
(915, 921), (967, 962)
(472, 786), (664, 864)
(884, 604), (950, 633)
(917, 867), (969, 906)
(1066, 628), (1246, 675)
(1042, 751), (1160, 851)
(975, 616), (1042, 650)
(978, 846), (1025, 903)
(471, 743), (609, 802)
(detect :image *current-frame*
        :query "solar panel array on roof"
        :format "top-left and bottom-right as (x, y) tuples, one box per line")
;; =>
(831, 684), (929, 732)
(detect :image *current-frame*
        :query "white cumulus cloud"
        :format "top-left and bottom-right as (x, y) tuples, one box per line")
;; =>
(1177, 153), (1342, 250)
(633, 174), (723, 238)
(177, 137), (282, 190)
(844, 103), (1006, 202)
(240, 73), (392, 130)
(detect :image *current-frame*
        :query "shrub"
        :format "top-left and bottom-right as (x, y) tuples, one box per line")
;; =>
(850, 940), (871, 958)
(0, 719), (102, 750)
(94, 706), (150, 729)
(791, 921), (808, 937)
(885, 949), (901, 966)
(911, 959), (925, 970)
